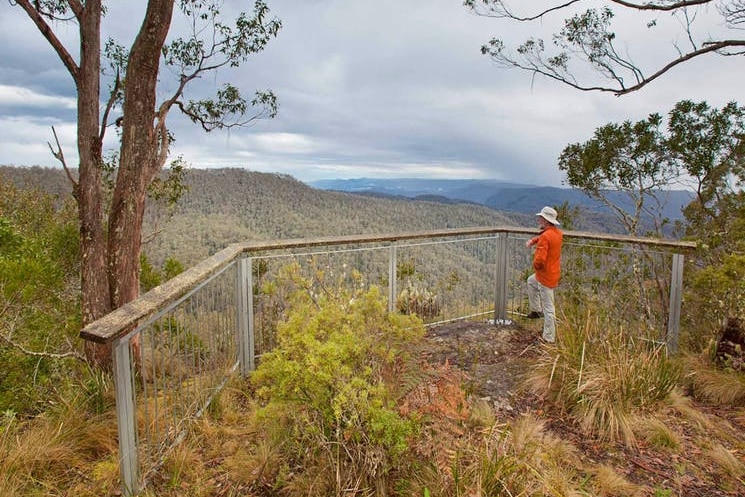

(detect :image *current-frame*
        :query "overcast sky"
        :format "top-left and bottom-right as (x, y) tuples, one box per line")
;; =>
(0, 0), (742, 187)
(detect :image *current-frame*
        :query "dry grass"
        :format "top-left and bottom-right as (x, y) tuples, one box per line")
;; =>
(707, 443), (745, 479)
(0, 395), (119, 496)
(665, 388), (715, 432)
(634, 416), (681, 451)
(684, 353), (745, 406)
(523, 306), (682, 446)
(5, 319), (745, 496)
(467, 414), (583, 496)
(591, 464), (641, 496)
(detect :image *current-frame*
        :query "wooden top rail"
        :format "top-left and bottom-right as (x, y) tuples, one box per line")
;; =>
(79, 226), (697, 344)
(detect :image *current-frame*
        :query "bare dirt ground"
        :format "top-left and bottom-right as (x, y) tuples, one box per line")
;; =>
(422, 319), (541, 414)
(422, 319), (745, 497)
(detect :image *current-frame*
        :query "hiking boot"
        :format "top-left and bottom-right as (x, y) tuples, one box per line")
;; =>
(526, 311), (543, 319)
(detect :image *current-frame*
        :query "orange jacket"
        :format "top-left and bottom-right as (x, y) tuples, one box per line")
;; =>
(529, 225), (563, 288)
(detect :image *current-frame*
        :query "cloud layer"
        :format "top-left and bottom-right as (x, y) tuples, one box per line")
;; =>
(0, 0), (742, 186)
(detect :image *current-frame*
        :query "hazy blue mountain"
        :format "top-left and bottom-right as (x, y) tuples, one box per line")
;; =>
(309, 178), (533, 204)
(309, 178), (694, 223)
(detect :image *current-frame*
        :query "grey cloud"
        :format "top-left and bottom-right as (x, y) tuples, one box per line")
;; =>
(0, 0), (742, 186)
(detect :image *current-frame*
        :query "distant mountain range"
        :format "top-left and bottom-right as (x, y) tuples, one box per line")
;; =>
(309, 178), (694, 231)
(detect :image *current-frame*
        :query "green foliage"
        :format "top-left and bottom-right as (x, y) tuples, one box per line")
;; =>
(140, 254), (161, 292)
(148, 158), (190, 209)
(251, 264), (425, 493)
(153, 316), (206, 356)
(688, 254), (745, 329)
(140, 254), (185, 292)
(559, 110), (675, 236)
(554, 200), (580, 230)
(559, 99), (745, 242)
(668, 100), (745, 257)
(168, 0), (282, 131)
(558, 99), (745, 346)
(0, 176), (82, 414)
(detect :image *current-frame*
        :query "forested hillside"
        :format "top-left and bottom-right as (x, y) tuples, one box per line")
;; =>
(1, 166), (520, 267)
(147, 168), (523, 266)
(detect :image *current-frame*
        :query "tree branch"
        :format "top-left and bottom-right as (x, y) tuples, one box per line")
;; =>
(12, 0), (79, 82)
(488, 37), (745, 95)
(0, 295), (85, 363)
(474, 1), (744, 95)
(100, 68), (122, 142)
(720, 1), (745, 26)
(467, 0), (716, 20)
(47, 125), (80, 198)
(615, 40), (745, 95)
(610, 0), (715, 11)
(0, 331), (86, 362)
(466, 0), (582, 21)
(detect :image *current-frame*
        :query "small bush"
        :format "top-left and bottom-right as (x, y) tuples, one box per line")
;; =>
(636, 417), (681, 451)
(251, 265), (425, 494)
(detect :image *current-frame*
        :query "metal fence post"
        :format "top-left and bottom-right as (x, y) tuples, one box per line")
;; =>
(237, 256), (255, 375)
(113, 337), (140, 496)
(667, 253), (684, 354)
(388, 245), (397, 313)
(494, 233), (509, 323)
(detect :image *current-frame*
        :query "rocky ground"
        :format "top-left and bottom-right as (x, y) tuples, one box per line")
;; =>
(421, 319), (745, 497)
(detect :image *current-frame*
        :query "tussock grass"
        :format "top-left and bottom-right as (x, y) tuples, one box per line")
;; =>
(666, 388), (715, 431)
(0, 386), (119, 496)
(467, 398), (496, 429)
(4, 299), (742, 495)
(683, 353), (745, 406)
(707, 443), (745, 479)
(466, 414), (582, 496)
(524, 310), (681, 445)
(635, 416), (681, 451)
(591, 464), (641, 496)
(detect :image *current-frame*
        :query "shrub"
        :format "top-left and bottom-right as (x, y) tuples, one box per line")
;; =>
(250, 265), (425, 494)
(0, 178), (82, 414)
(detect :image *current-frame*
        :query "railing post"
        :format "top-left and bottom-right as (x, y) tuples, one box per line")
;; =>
(237, 256), (255, 375)
(494, 233), (509, 323)
(667, 253), (684, 354)
(388, 245), (397, 313)
(113, 337), (140, 496)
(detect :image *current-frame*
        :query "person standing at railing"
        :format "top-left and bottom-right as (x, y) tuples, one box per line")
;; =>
(525, 206), (563, 343)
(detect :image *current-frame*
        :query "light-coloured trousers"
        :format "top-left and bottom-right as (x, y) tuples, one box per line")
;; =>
(527, 274), (556, 342)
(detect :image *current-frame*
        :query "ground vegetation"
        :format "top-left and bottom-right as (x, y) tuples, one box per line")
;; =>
(1, 165), (745, 495)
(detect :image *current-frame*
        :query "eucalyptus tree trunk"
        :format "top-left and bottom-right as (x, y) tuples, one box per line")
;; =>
(13, 0), (276, 367)
(75, 1), (111, 365)
(108, 0), (174, 313)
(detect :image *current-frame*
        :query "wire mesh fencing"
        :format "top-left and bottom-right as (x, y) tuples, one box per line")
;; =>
(83, 228), (692, 495)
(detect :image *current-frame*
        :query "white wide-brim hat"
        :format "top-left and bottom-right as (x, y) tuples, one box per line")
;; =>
(536, 206), (560, 226)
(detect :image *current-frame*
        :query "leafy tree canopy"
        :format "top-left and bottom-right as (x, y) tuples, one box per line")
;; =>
(559, 99), (745, 243)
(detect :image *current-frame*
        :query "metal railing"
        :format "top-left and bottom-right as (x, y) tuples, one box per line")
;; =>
(79, 227), (696, 495)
